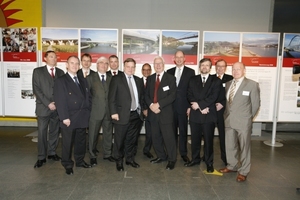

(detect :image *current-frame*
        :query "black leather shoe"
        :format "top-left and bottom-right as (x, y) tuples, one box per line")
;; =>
(47, 154), (61, 161)
(166, 161), (175, 170)
(143, 152), (154, 159)
(34, 159), (46, 168)
(116, 163), (124, 171)
(66, 168), (73, 175)
(184, 160), (200, 167)
(150, 157), (164, 164)
(76, 161), (92, 168)
(103, 156), (115, 162)
(126, 161), (140, 168)
(181, 155), (190, 163)
(207, 165), (214, 173)
(90, 158), (97, 166)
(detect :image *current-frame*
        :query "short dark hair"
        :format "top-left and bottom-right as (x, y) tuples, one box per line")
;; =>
(199, 58), (212, 68)
(44, 50), (55, 57)
(81, 53), (92, 61)
(215, 59), (227, 67)
(142, 63), (151, 69)
(124, 58), (136, 66)
(109, 55), (118, 60)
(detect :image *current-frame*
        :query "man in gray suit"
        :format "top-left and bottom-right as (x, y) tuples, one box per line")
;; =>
(32, 50), (64, 168)
(87, 56), (114, 166)
(219, 62), (260, 182)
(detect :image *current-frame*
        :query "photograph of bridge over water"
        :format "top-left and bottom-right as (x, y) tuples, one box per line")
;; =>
(80, 29), (117, 57)
(283, 33), (300, 59)
(242, 33), (279, 57)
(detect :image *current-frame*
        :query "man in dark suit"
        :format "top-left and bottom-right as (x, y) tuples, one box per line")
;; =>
(140, 63), (153, 159)
(108, 58), (143, 171)
(32, 50), (64, 168)
(219, 62), (260, 182)
(77, 53), (96, 79)
(145, 56), (177, 170)
(54, 55), (92, 175)
(213, 59), (233, 166)
(167, 50), (195, 163)
(185, 58), (222, 173)
(87, 56), (114, 166)
(107, 55), (123, 76)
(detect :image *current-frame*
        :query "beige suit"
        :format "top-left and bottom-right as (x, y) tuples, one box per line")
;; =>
(224, 77), (260, 176)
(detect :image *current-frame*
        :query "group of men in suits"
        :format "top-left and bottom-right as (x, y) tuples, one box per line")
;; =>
(33, 50), (260, 179)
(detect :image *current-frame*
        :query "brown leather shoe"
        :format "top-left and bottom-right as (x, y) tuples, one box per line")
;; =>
(219, 167), (236, 173)
(236, 173), (247, 182)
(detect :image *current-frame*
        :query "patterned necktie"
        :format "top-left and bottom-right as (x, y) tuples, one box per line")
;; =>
(202, 76), (206, 87)
(128, 76), (137, 110)
(84, 71), (88, 78)
(50, 67), (54, 78)
(153, 74), (160, 103)
(73, 76), (80, 88)
(229, 80), (237, 104)
(218, 74), (221, 79)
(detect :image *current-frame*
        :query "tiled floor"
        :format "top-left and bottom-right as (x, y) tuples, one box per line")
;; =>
(0, 126), (300, 200)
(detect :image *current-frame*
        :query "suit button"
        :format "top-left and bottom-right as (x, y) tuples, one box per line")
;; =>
(75, 102), (77, 104)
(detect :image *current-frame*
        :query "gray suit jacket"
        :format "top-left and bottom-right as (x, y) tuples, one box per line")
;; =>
(32, 66), (64, 116)
(224, 77), (260, 130)
(87, 72), (112, 120)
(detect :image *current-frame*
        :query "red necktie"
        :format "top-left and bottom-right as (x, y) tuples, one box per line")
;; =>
(50, 67), (54, 78)
(113, 71), (116, 76)
(153, 74), (160, 103)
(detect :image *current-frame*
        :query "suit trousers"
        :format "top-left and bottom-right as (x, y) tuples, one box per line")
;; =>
(190, 121), (215, 165)
(216, 111), (227, 164)
(37, 112), (60, 160)
(88, 116), (113, 159)
(113, 111), (142, 163)
(61, 128), (86, 169)
(143, 118), (152, 153)
(173, 111), (188, 157)
(225, 126), (251, 176)
(151, 119), (177, 162)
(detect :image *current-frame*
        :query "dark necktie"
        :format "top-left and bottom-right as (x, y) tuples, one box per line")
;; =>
(50, 67), (54, 78)
(73, 76), (80, 88)
(113, 71), (116, 76)
(153, 74), (160, 103)
(202, 77), (206, 87)
(101, 75), (105, 85)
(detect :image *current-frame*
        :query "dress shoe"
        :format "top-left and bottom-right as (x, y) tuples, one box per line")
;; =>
(125, 161), (140, 168)
(47, 154), (61, 161)
(65, 168), (73, 175)
(150, 157), (164, 164)
(181, 155), (190, 163)
(90, 158), (97, 166)
(207, 165), (214, 173)
(116, 163), (124, 171)
(166, 161), (175, 170)
(103, 156), (115, 162)
(236, 173), (247, 182)
(34, 159), (46, 168)
(184, 160), (200, 167)
(76, 161), (92, 168)
(143, 152), (154, 159)
(219, 167), (236, 173)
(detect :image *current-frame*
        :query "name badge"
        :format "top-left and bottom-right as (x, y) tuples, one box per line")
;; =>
(242, 91), (250, 96)
(163, 86), (170, 91)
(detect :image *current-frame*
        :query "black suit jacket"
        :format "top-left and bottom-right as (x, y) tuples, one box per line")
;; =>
(108, 72), (144, 125)
(167, 66), (195, 114)
(187, 74), (222, 124)
(145, 72), (176, 124)
(32, 66), (64, 116)
(77, 68), (96, 79)
(53, 72), (91, 130)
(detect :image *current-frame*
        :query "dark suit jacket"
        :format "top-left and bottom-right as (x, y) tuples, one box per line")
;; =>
(167, 66), (195, 114)
(77, 68), (96, 79)
(106, 70), (124, 76)
(212, 73), (233, 114)
(53, 72), (91, 130)
(187, 74), (222, 124)
(144, 72), (176, 124)
(32, 66), (64, 116)
(87, 72), (112, 120)
(108, 72), (144, 125)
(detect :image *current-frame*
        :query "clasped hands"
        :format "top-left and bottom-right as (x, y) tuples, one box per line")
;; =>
(191, 102), (209, 114)
(150, 103), (160, 114)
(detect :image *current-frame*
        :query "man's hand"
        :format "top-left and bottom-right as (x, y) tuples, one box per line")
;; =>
(143, 109), (148, 117)
(186, 108), (191, 117)
(48, 102), (56, 110)
(215, 103), (224, 111)
(200, 107), (209, 114)
(150, 103), (160, 114)
(111, 114), (119, 121)
(63, 119), (70, 127)
(191, 102), (200, 110)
